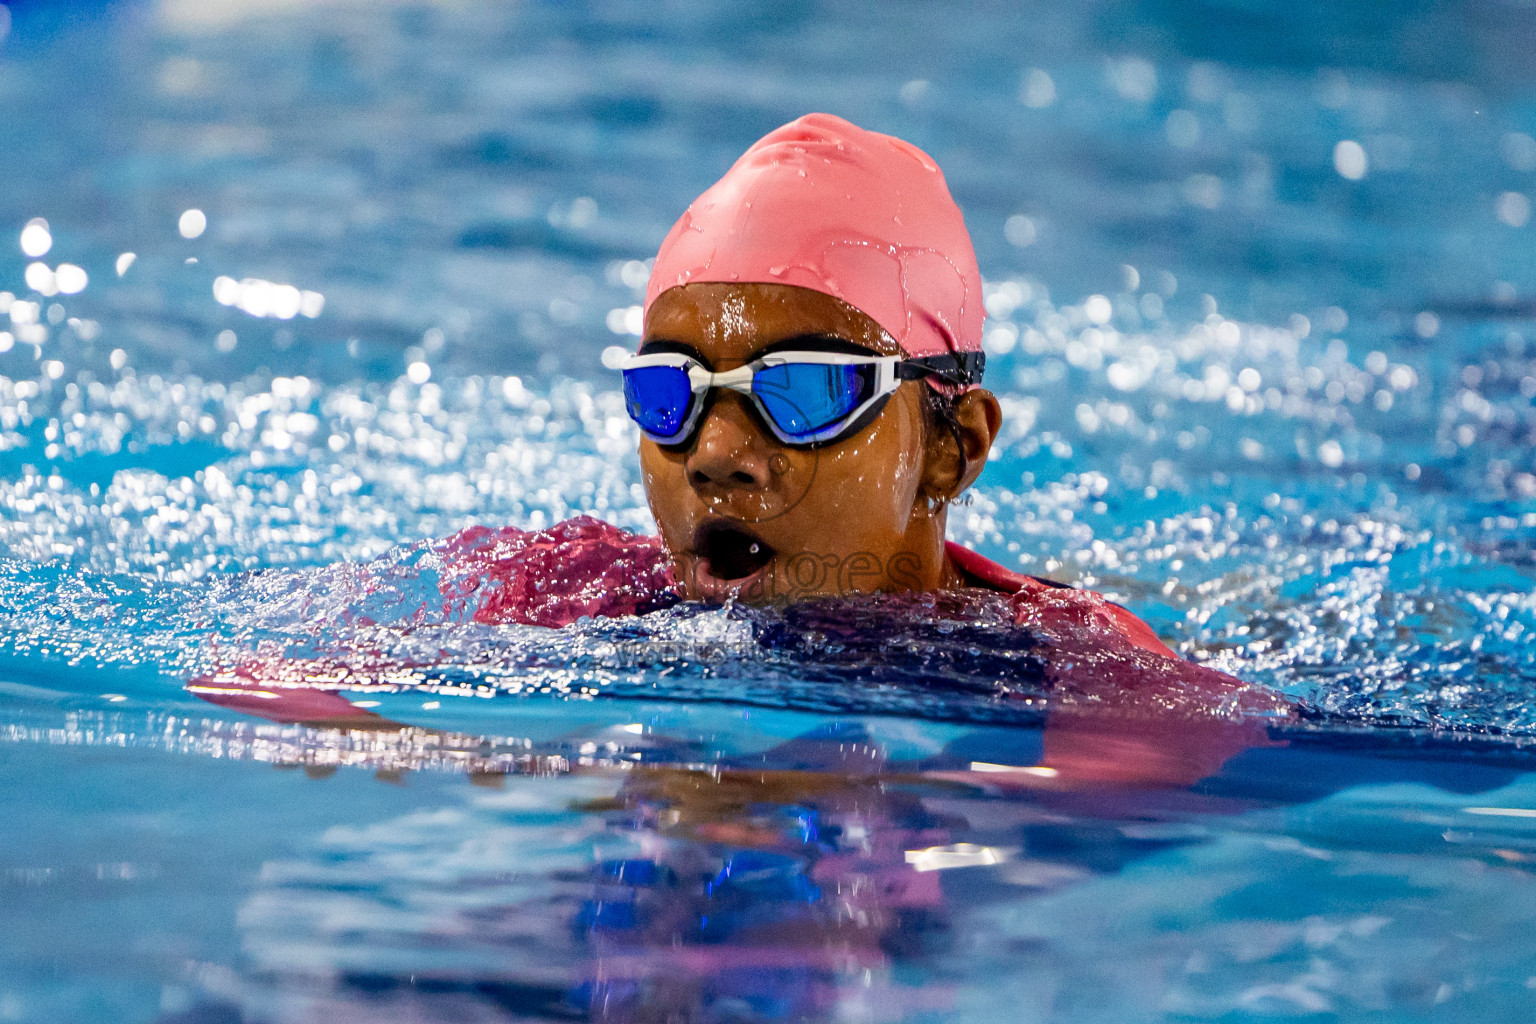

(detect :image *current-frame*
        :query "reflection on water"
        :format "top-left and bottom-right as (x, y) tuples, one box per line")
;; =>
(86, 640), (1536, 1021)
(10, 681), (1525, 1023)
(8, 651), (1536, 1022)
(0, 0), (1535, 729)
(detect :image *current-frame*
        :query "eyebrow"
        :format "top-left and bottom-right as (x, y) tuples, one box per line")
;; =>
(757, 333), (886, 357)
(636, 338), (699, 357)
(637, 333), (884, 360)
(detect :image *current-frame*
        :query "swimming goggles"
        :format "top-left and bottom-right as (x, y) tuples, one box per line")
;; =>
(618, 340), (984, 448)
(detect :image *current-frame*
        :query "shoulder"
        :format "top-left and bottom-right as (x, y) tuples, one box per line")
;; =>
(944, 540), (1177, 659)
(440, 515), (678, 627)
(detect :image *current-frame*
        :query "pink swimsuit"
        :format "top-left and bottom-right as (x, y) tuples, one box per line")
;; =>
(191, 516), (1273, 724)
(439, 515), (1177, 656)
(437, 517), (1276, 705)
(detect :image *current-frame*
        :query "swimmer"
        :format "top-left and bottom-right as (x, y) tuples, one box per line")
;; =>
(193, 113), (1292, 713)
(459, 113), (1190, 666)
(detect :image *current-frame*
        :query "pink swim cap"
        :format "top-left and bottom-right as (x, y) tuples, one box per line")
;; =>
(644, 113), (983, 364)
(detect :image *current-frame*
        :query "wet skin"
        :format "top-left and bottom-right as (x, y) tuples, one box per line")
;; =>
(639, 282), (1002, 603)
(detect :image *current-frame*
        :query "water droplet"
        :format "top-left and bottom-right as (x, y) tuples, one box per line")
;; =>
(179, 208), (207, 239)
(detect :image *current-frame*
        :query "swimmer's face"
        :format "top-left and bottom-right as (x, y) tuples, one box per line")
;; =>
(639, 282), (995, 604)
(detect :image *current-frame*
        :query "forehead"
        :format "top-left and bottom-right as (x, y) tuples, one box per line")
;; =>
(644, 283), (901, 359)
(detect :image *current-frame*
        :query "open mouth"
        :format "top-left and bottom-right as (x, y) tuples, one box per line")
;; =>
(694, 519), (777, 581)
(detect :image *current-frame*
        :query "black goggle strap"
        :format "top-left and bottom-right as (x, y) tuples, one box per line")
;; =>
(894, 350), (985, 387)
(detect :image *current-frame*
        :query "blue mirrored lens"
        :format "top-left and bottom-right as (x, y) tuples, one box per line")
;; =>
(753, 363), (869, 439)
(623, 365), (693, 439)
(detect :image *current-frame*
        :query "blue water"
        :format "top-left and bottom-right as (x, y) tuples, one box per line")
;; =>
(3, 1), (1536, 1021)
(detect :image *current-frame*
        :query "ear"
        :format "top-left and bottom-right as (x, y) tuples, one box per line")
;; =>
(919, 388), (1002, 502)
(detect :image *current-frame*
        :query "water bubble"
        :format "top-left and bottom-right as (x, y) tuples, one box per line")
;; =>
(565, 197), (598, 229)
(54, 264), (87, 295)
(617, 260), (650, 291)
(606, 305), (643, 336)
(240, 280), (273, 317)
(1502, 132), (1536, 172)
(983, 280), (1025, 318)
(984, 324), (1018, 355)
(19, 219), (51, 258)
(1334, 140), (1368, 180)
(178, 209), (207, 239)
(270, 285), (302, 320)
(1004, 214), (1036, 248)
(1106, 56), (1156, 103)
(1083, 295), (1113, 325)
(24, 262), (57, 296)
(1019, 69), (1055, 108)
(1496, 191), (1530, 228)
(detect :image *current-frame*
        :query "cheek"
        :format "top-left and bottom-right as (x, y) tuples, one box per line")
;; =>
(887, 410), (926, 509)
(817, 393), (927, 528)
(638, 444), (687, 533)
(872, 391), (928, 520)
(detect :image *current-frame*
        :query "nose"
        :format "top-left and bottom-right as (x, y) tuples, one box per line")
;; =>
(685, 393), (774, 493)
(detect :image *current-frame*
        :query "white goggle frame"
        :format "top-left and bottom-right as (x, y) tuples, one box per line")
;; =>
(618, 349), (902, 447)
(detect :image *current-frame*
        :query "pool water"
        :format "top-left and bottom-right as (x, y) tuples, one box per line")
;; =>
(3, 1), (1536, 1021)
